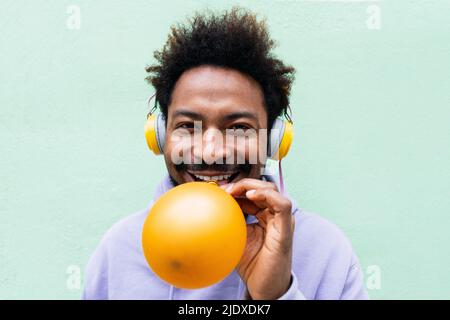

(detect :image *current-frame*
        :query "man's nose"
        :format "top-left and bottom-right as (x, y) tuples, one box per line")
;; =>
(192, 128), (231, 164)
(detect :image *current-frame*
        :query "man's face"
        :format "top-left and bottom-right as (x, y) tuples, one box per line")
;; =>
(163, 65), (268, 186)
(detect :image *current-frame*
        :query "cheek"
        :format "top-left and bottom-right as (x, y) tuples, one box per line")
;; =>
(229, 133), (267, 165)
(164, 131), (196, 164)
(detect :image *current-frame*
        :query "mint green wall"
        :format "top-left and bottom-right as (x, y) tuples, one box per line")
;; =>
(1, 0), (449, 299)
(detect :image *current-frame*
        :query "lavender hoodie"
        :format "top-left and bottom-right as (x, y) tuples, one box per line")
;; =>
(82, 174), (368, 300)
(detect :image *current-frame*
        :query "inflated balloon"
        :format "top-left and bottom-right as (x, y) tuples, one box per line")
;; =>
(142, 181), (247, 289)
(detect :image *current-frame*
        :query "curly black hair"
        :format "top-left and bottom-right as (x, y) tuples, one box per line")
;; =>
(146, 7), (296, 128)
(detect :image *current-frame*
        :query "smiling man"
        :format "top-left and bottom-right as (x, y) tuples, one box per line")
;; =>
(83, 7), (368, 300)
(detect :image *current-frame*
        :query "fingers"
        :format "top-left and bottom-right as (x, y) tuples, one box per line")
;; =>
(222, 178), (292, 234)
(235, 198), (261, 215)
(255, 209), (270, 228)
(245, 188), (292, 216)
(221, 178), (278, 197)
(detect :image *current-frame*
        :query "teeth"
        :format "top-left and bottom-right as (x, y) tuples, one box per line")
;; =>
(193, 174), (233, 181)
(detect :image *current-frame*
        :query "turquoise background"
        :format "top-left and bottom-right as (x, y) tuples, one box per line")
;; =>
(1, 0), (449, 299)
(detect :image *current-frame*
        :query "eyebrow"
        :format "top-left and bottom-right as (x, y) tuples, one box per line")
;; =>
(171, 108), (259, 123)
(171, 109), (204, 120)
(223, 111), (258, 122)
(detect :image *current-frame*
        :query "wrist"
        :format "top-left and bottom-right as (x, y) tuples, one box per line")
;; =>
(248, 273), (293, 300)
(270, 274), (293, 299)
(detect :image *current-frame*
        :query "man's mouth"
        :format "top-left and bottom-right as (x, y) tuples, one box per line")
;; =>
(186, 170), (240, 185)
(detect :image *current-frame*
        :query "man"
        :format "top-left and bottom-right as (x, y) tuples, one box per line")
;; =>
(83, 7), (368, 300)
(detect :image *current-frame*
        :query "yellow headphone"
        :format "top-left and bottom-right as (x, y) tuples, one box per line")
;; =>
(144, 96), (294, 160)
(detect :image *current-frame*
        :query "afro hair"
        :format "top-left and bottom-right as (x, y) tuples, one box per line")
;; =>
(146, 7), (296, 128)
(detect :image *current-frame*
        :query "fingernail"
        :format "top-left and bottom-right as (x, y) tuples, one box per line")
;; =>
(221, 183), (234, 193)
(246, 190), (256, 197)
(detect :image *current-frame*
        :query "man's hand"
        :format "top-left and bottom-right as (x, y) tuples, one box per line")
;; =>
(221, 178), (295, 300)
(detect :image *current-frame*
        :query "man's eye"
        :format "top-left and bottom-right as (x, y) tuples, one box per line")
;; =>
(230, 124), (251, 131)
(177, 123), (194, 129)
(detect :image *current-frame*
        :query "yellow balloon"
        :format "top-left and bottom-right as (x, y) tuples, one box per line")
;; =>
(142, 181), (247, 289)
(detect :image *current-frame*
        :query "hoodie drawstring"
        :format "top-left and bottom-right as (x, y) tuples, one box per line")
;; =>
(236, 278), (243, 299)
(169, 285), (174, 300)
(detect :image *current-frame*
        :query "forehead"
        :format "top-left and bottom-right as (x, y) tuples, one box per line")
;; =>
(168, 65), (266, 123)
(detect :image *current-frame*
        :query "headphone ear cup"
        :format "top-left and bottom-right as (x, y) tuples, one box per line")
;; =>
(144, 114), (166, 155)
(268, 118), (294, 160)
(155, 113), (166, 153)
